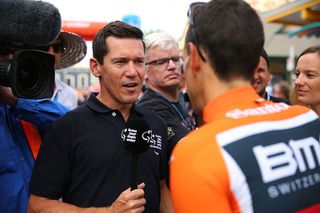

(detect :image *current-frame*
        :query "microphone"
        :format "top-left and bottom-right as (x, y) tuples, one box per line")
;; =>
(121, 118), (152, 190)
(0, 0), (61, 46)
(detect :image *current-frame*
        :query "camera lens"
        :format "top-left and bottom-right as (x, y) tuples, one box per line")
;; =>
(7, 50), (55, 98)
(17, 55), (42, 90)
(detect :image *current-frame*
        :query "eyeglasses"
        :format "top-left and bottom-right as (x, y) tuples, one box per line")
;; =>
(145, 56), (182, 67)
(187, 2), (206, 62)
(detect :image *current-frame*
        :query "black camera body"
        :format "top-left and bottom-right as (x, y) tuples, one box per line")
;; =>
(0, 0), (62, 99)
(0, 49), (55, 99)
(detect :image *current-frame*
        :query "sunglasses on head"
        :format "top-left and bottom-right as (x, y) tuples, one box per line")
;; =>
(187, 2), (206, 62)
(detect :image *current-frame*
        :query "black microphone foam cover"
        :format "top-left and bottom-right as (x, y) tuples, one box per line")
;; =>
(121, 118), (152, 154)
(0, 0), (62, 46)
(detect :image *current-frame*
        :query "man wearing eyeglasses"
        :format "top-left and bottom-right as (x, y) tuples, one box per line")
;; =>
(170, 0), (320, 212)
(137, 32), (195, 180)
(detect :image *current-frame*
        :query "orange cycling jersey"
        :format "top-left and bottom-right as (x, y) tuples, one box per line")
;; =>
(170, 86), (320, 213)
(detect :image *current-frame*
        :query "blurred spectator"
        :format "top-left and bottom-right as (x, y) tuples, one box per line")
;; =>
(178, 63), (200, 127)
(252, 49), (290, 104)
(294, 45), (320, 116)
(273, 80), (290, 99)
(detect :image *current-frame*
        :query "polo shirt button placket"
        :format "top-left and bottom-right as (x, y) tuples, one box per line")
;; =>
(112, 112), (117, 117)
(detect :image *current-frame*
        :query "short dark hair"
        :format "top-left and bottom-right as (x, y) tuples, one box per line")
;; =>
(186, 0), (264, 81)
(92, 21), (145, 64)
(261, 49), (270, 68)
(297, 45), (320, 62)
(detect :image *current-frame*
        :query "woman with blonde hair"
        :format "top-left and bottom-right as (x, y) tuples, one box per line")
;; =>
(294, 45), (320, 116)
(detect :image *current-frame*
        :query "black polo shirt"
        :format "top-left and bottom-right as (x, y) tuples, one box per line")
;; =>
(137, 88), (193, 159)
(29, 93), (168, 212)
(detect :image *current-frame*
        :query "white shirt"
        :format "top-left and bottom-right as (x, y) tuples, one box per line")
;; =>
(51, 79), (78, 110)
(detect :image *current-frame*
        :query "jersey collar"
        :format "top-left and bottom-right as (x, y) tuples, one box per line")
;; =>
(203, 86), (261, 123)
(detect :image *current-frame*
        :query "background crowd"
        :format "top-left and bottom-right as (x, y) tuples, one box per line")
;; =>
(0, 0), (319, 212)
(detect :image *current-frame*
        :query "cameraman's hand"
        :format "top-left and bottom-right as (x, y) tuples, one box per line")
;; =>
(0, 86), (17, 106)
(109, 183), (146, 213)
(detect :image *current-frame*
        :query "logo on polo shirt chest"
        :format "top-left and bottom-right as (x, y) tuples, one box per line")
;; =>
(149, 133), (162, 151)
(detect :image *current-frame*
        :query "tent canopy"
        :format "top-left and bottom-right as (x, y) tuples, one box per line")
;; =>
(262, 0), (320, 26)
(288, 21), (320, 38)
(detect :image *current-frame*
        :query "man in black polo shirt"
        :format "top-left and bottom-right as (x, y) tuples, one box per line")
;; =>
(28, 21), (173, 213)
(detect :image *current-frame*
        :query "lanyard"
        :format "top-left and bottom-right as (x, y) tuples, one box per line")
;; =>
(154, 92), (195, 131)
(171, 102), (186, 121)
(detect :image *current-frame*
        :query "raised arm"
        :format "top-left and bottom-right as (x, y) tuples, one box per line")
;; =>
(13, 98), (68, 132)
(0, 85), (68, 132)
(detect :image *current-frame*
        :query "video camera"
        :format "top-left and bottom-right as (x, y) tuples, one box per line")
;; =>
(0, 0), (62, 99)
(0, 46), (55, 99)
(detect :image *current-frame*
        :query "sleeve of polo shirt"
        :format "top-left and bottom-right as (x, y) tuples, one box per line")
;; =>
(165, 119), (189, 158)
(158, 117), (169, 181)
(29, 118), (72, 199)
(142, 103), (189, 159)
(13, 98), (69, 132)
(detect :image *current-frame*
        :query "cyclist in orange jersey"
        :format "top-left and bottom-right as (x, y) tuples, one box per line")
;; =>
(170, 0), (320, 212)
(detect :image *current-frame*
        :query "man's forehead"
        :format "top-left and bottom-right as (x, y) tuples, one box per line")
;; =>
(106, 36), (143, 45)
(106, 37), (144, 55)
(107, 37), (143, 48)
(149, 45), (179, 51)
(108, 54), (145, 62)
(147, 46), (179, 56)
